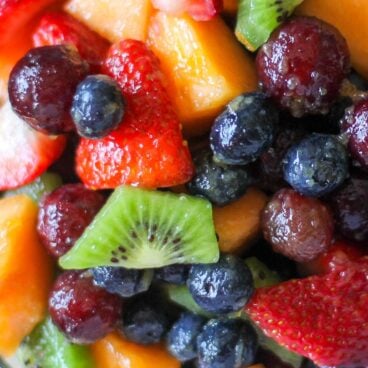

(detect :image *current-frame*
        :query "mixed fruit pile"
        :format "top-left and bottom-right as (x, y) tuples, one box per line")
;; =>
(0, 0), (367, 367)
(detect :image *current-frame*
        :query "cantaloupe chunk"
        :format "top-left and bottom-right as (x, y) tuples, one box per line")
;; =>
(147, 12), (257, 136)
(213, 188), (268, 254)
(64, 0), (153, 42)
(92, 333), (180, 368)
(223, 0), (238, 14)
(297, 0), (368, 79)
(0, 195), (53, 356)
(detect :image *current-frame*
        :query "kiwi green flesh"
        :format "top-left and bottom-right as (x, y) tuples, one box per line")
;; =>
(59, 186), (219, 270)
(4, 172), (62, 203)
(235, 0), (304, 51)
(17, 318), (95, 368)
(244, 257), (281, 288)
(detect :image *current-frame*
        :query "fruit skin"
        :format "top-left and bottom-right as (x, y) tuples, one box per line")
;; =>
(0, 195), (53, 356)
(147, 12), (257, 136)
(77, 39), (193, 189)
(0, 102), (66, 191)
(49, 270), (122, 344)
(92, 333), (180, 368)
(155, 264), (190, 285)
(283, 134), (349, 197)
(187, 254), (254, 314)
(210, 92), (278, 165)
(187, 148), (254, 206)
(33, 12), (110, 69)
(8, 45), (89, 135)
(197, 318), (258, 368)
(71, 74), (125, 139)
(262, 189), (334, 262)
(246, 258), (368, 367)
(256, 16), (350, 117)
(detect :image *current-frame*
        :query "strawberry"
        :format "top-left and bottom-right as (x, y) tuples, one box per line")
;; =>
(76, 39), (194, 189)
(246, 258), (368, 367)
(298, 239), (366, 276)
(151, 0), (223, 21)
(0, 102), (66, 190)
(0, 0), (56, 46)
(33, 12), (110, 69)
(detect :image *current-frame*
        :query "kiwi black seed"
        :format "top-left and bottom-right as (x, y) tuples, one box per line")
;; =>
(235, 0), (304, 51)
(59, 186), (219, 270)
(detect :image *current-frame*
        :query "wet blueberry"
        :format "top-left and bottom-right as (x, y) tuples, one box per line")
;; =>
(186, 148), (253, 206)
(71, 74), (125, 138)
(155, 264), (190, 285)
(121, 295), (169, 345)
(187, 254), (254, 314)
(210, 92), (278, 165)
(92, 267), (153, 298)
(283, 134), (349, 197)
(167, 312), (206, 362)
(196, 318), (258, 368)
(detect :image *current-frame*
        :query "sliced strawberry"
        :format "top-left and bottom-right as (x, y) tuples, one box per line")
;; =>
(0, 102), (66, 190)
(246, 258), (368, 367)
(298, 239), (367, 276)
(151, 0), (223, 21)
(0, 0), (57, 46)
(33, 12), (110, 68)
(76, 39), (194, 189)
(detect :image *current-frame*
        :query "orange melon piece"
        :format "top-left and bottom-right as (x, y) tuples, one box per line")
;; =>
(147, 12), (257, 136)
(248, 365), (266, 368)
(92, 333), (180, 368)
(223, 0), (238, 14)
(297, 0), (368, 79)
(213, 188), (268, 254)
(64, 0), (153, 42)
(0, 195), (53, 356)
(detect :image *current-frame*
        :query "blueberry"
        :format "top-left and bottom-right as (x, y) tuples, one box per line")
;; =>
(121, 295), (169, 345)
(210, 92), (278, 165)
(186, 148), (253, 206)
(92, 267), (153, 298)
(167, 312), (206, 362)
(187, 254), (254, 314)
(196, 318), (258, 368)
(283, 134), (349, 197)
(155, 264), (190, 285)
(71, 74), (125, 138)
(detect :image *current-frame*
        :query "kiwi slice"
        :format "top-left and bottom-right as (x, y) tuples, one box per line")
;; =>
(18, 318), (95, 368)
(244, 257), (281, 288)
(60, 186), (219, 270)
(4, 172), (62, 203)
(235, 0), (304, 51)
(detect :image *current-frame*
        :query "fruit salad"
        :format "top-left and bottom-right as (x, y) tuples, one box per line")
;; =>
(0, 0), (367, 367)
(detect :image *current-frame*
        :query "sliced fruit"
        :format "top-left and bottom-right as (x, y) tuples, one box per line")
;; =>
(4, 172), (62, 203)
(64, 0), (153, 42)
(246, 258), (368, 367)
(0, 102), (66, 190)
(213, 188), (268, 253)
(297, 0), (368, 79)
(0, 195), (53, 355)
(92, 333), (180, 368)
(244, 257), (280, 288)
(147, 12), (257, 136)
(18, 317), (95, 368)
(33, 12), (110, 68)
(236, 0), (303, 52)
(77, 39), (193, 189)
(59, 186), (219, 270)
(223, 0), (238, 14)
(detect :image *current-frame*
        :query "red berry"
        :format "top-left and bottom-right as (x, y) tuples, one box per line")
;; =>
(262, 189), (334, 262)
(8, 45), (89, 135)
(33, 12), (110, 70)
(76, 39), (194, 189)
(187, 0), (223, 21)
(0, 102), (66, 190)
(49, 271), (122, 344)
(37, 184), (105, 258)
(256, 16), (350, 117)
(246, 258), (368, 367)
(342, 98), (368, 170)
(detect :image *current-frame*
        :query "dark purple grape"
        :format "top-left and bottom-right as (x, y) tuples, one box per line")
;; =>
(8, 45), (89, 134)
